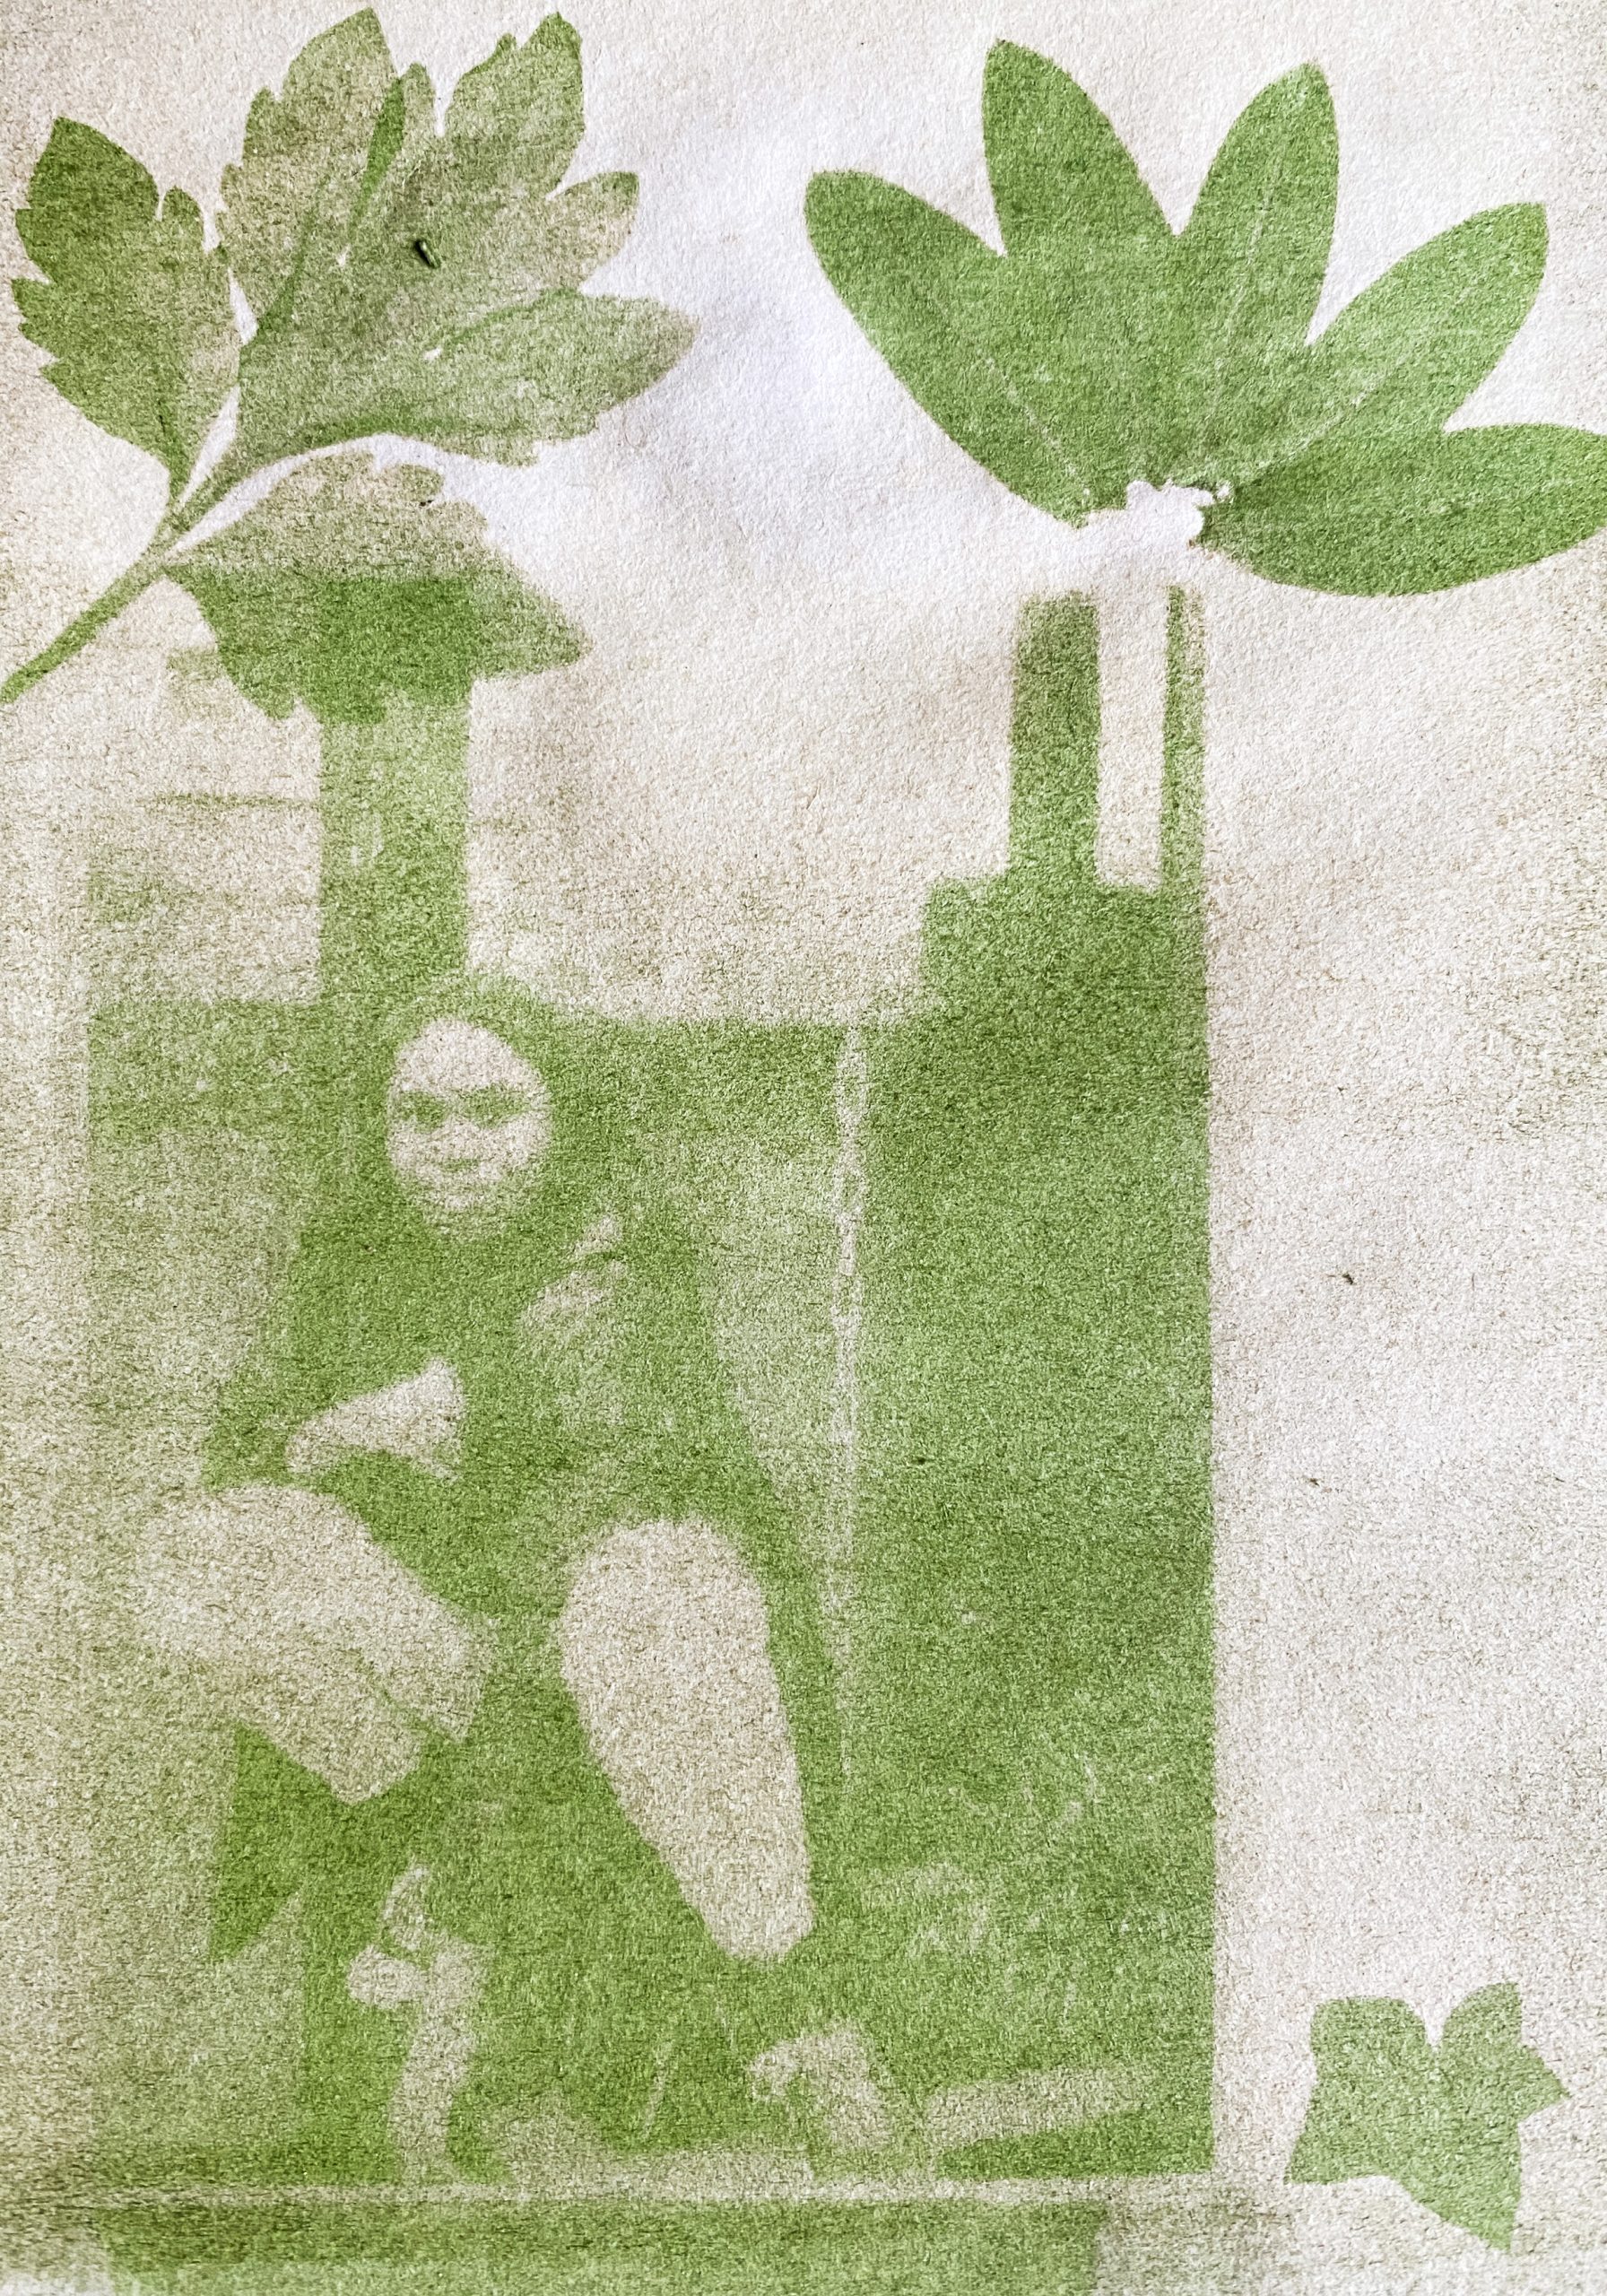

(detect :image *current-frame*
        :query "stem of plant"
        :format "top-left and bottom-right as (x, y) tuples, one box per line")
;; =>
(0, 539), (171, 706)
(0, 446), (260, 707)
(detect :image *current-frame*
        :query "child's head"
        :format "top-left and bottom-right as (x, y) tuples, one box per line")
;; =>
(386, 1018), (553, 1231)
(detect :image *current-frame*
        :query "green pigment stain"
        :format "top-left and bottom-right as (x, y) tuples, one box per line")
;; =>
(84, 592), (1211, 2218)
(34, 29), (1607, 2268)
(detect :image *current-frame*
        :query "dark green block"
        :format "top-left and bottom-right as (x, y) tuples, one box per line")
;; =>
(844, 597), (1212, 2171)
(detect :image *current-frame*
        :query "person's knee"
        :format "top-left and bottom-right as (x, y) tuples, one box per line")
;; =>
(561, 1517), (769, 1655)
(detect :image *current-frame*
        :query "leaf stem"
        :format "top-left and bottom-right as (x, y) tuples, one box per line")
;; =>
(0, 536), (178, 707)
(0, 453), (259, 709)
(176, 448), (256, 537)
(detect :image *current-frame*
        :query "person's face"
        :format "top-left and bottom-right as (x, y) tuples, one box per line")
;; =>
(386, 1020), (553, 1230)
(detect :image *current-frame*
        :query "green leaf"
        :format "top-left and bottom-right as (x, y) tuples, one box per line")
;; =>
(1170, 65), (1337, 483)
(169, 453), (586, 722)
(1290, 1986), (1565, 2250)
(1440, 1985), (1568, 2135)
(247, 288), (693, 467)
(1252, 204), (1548, 473)
(983, 39), (1169, 273)
(805, 170), (1127, 522)
(13, 121), (237, 489)
(220, 9), (396, 324)
(441, 16), (583, 200)
(233, 15), (691, 471)
(804, 47), (1607, 596)
(373, 293), (695, 459)
(1203, 422), (1607, 592)
(982, 39), (1175, 476)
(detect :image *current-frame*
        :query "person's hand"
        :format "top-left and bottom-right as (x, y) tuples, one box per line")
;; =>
(522, 1213), (628, 1351)
(521, 1257), (626, 1346)
(285, 1357), (465, 1483)
(135, 1483), (492, 1803)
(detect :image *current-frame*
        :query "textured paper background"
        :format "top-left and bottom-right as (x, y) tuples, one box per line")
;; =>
(4, 0), (1607, 2284)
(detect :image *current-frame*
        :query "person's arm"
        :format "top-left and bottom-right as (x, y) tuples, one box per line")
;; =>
(203, 1219), (334, 1491)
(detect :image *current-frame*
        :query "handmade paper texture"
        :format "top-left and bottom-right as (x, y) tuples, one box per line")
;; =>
(3, 3), (1607, 2291)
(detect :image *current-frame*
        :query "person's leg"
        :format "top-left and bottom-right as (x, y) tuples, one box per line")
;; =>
(556, 1518), (815, 1962)
(555, 1518), (912, 2161)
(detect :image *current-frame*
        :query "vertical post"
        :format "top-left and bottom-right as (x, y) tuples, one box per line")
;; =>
(1088, 484), (1212, 892)
(0, 670), (95, 2207)
(825, 1020), (869, 1712)
(1094, 576), (1177, 891)
(317, 697), (470, 1106)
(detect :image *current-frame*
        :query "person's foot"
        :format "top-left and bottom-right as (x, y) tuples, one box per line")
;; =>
(749, 2027), (927, 2170)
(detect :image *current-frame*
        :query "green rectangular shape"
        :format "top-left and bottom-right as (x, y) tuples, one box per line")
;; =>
(81, 596), (1212, 2230)
(840, 596), (1212, 2174)
(92, 2199), (1104, 2292)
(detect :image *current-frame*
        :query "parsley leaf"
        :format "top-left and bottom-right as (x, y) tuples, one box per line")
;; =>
(220, 8), (395, 328)
(169, 453), (586, 722)
(231, 15), (693, 469)
(14, 120), (238, 491)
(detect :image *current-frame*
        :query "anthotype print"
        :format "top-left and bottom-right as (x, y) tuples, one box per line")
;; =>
(4, 5), (1605, 2288)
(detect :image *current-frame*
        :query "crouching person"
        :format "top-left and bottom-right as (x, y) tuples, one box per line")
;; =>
(136, 985), (887, 2185)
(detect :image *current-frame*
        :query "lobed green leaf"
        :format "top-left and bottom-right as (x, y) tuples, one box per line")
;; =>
(13, 120), (238, 489)
(806, 46), (1607, 592)
(169, 452), (586, 722)
(220, 8), (396, 325)
(1290, 1985), (1564, 2250)
(232, 13), (691, 473)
